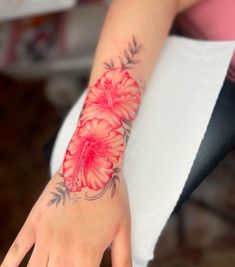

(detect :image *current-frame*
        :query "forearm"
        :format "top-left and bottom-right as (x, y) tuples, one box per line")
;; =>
(89, 0), (179, 86)
(61, 0), (197, 196)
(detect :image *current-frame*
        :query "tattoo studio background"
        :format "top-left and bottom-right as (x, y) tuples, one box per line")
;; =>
(0, 5), (235, 267)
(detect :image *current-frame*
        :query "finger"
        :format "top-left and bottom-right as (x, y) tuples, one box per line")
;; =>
(111, 221), (132, 267)
(1, 220), (35, 267)
(27, 241), (49, 267)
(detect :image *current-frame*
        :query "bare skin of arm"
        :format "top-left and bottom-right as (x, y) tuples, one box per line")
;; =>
(1, 1), (200, 267)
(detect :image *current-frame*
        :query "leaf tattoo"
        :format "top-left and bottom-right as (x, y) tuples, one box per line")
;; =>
(47, 179), (70, 207)
(104, 36), (141, 69)
(103, 59), (115, 69)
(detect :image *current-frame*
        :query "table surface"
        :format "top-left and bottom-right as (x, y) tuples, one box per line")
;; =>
(0, 0), (76, 21)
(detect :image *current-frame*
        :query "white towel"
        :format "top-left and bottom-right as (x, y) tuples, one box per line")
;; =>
(50, 36), (235, 267)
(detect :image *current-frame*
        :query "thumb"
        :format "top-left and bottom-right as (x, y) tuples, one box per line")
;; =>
(111, 220), (132, 267)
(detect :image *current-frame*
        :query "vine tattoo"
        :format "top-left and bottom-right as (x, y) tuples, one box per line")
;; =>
(48, 36), (143, 206)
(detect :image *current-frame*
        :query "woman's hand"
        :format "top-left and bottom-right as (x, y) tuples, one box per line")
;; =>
(1, 168), (131, 267)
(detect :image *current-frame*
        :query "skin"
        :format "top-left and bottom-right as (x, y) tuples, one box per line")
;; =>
(1, 0), (200, 266)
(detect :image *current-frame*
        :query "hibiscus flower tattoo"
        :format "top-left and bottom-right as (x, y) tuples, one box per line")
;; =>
(48, 36), (143, 206)
(80, 68), (142, 128)
(63, 119), (124, 192)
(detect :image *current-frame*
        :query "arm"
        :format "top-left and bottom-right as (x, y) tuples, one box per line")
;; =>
(89, 0), (200, 86)
(62, 0), (184, 194)
(1, 1), (199, 267)
(62, 0), (201, 196)
(89, 0), (178, 86)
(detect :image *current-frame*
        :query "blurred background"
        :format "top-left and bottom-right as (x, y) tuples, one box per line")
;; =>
(0, 0), (235, 266)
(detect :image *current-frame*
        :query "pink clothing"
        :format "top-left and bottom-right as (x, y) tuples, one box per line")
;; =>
(176, 0), (235, 81)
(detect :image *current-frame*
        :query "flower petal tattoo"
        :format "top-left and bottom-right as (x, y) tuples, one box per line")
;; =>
(48, 36), (143, 206)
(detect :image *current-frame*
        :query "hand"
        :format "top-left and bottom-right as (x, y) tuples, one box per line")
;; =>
(1, 168), (131, 267)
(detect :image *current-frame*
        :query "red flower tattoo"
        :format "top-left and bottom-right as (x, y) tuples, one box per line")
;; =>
(80, 67), (142, 128)
(63, 119), (125, 192)
(48, 37), (143, 205)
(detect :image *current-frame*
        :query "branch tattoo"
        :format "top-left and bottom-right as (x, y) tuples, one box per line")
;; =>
(48, 36), (143, 206)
